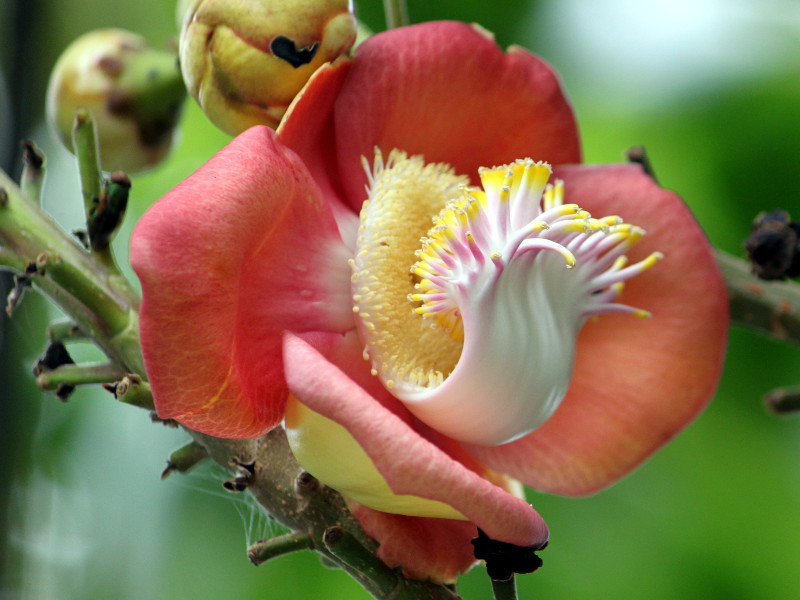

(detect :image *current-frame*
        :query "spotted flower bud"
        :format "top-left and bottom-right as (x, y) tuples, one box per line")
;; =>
(178, 0), (357, 135)
(46, 29), (186, 173)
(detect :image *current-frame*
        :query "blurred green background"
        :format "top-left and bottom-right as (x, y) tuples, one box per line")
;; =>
(2, 0), (800, 598)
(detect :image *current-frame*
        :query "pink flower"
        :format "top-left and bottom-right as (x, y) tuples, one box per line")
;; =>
(130, 21), (728, 583)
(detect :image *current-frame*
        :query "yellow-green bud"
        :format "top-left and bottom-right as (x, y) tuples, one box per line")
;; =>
(179, 0), (357, 135)
(46, 29), (186, 173)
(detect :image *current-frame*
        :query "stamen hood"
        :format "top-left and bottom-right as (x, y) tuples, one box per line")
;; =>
(352, 151), (661, 446)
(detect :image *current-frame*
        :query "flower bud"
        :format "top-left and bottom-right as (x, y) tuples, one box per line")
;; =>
(46, 29), (186, 173)
(745, 210), (800, 280)
(179, 0), (357, 135)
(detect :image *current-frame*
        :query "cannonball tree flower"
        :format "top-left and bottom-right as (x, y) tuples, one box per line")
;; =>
(131, 21), (728, 583)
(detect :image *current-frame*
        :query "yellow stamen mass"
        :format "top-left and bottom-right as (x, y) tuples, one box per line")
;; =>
(349, 150), (465, 391)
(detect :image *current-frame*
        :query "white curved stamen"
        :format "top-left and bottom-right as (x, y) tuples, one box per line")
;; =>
(351, 152), (661, 446)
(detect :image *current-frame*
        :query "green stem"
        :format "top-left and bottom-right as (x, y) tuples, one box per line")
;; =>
(47, 320), (87, 342)
(491, 576), (518, 600)
(382, 0), (409, 29)
(248, 532), (312, 566)
(323, 526), (404, 596)
(111, 375), (154, 410)
(0, 171), (144, 373)
(36, 362), (125, 391)
(0, 248), (27, 273)
(73, 109), (103, 223)
(192, 430), (462, 600)
(21, 140), (45, 204)
(72, 110), (140, 305)
(161, 441), (209, 479)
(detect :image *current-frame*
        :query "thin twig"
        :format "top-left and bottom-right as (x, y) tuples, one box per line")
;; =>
(248, 532), (313, 566)
(382, 0), (409, 29)
(490, 576), (518, 600)
(72, 109), (103, 223)
(161, 441), (210, 479)
(35, 361), (125, 391)
(108, 375), (154, 410)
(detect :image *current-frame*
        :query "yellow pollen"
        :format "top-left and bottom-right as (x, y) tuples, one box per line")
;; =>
(644, 251), (665, 269)
(351, 150), (465, 390)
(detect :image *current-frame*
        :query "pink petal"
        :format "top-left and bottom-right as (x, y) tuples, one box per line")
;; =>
(282, 331), (550, 547)
(131, 126), (353, 438)
(347, 503), (479, 583)
(332, 21), (581, 211)
(466, 163), (729, 495)
(278, 59), (360, 244)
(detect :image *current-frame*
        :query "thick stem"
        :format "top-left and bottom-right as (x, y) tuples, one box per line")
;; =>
(188, 429), (461, 600)
(717, 249), (800, 345)
(0, 171), (144, 373)
(0, 249), (27, 274)
(324, 526), (402, 595)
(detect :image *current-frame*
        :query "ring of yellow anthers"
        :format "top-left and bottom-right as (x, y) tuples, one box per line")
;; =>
(349, 149), (662, 445)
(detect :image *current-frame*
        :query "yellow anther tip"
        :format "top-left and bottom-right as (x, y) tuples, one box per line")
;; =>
(531, 221), (549, 231)
(642, 252), (664, 270)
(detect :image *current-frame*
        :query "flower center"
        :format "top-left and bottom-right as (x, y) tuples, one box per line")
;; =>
(351, 150), (662, 446)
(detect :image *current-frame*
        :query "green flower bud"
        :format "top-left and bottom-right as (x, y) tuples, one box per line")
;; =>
(179, 0), (357, 135)
(46, 29), (186, 173)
